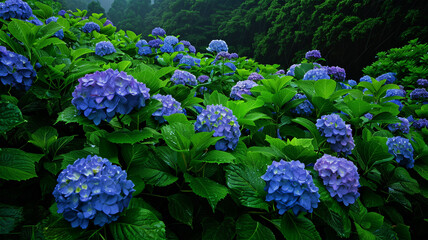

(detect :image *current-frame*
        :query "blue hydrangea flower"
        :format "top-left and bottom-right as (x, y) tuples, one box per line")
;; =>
(328, 66), (346, 81)
(376, 72), (396, 84)
(388, 117), (410, 134)
(103, 19), (114, 26)
(303, 68), (330, 81)
(339, 82), (352, 90)
(148, 39), (163, 48)
(410, 88), (428, 100)
(26, 14), (43, 26)
(364, 113), (373, 120)
(230, 53), (239, 59)
(164, 36), (179, 46)
(207, 40), (228, 53)
(286, 64), (300, 76)
(173, 53), (184, 62)
(58, 10), (66, 17)
(416, 79), (428, 87)
(82, 22), (100, 33)
(316, 114), (355, 155)
(45, 16), (64, 39)
(230, 80), (258, 100)
(174, 44), (184, 52)
(275, 69), (285, 75)
(179, 55), (199, 69)
(53, 155), (135, 229)
(188, 45), (196, 54)
(0, 46), (36, 91)
(0, 0), (32, 20)
(151, 27), (166, 37)
(348, 80), (357, 86)
(386, 136), (414, 168)
(223, 62), (236, 75)
(216, 51), (231, 60)
(314, 154), (360, 206)
(359, 75), (372, 83)
(194, 104), (241, 151)
(248, 72), (264, 81)
(180, 40), (191, 47)
(197, 75), (209, 83)
(305, 50), (321, 59)
(198, 86), (211, 95)
(160, 44), (174, 53)
(386, 99), (403, 111)
(261, 160), (320, 215)
(95, 41), (116, 57)
(291, 93), (314, 116)
(413, 118), (428, 129)
(407, 115), (415, 123)
(151, 94), (184, 123)
(385, 89), (406, 98)
(71, 69), (150, 125)
(136, 40), (152, 55)
(170, 70), (197, 86)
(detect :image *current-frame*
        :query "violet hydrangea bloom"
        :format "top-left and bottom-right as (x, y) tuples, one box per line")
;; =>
(359, 75), (372, 83)
(197, 75), (209, 83)
(385, 89), (406, 98)
(103, 19), (114, 26)
(286, 64), (300, 76)
(364, 113), (373, 120)
(305, 50), (321, 59)
(180, 40), (191, 47)
(328, 66), (346, 81)
(386, 136), (414, 168)
(174, 44), (185, 52)
(230, 80), (258, 100)
(316, 114), (355, 155)
(136, 40), (152, 55)
(303, 68), (330, 81)
(216, 51), (231, 60)
(230, 53), (239, 59)
(0, 46), (36, 91)
(275, 69), (285, 75)
(26, 14), (43, 26)
(82, 22), (100, 33)
(207, 40), (228, 53)
(58, 10), (66, 17)
(160, 44), (174, 53)
(376, 72), (396, 84)
(261, 160), (320, 215)
(413, 118), (428, 130)
(248, 72), (264, 81)
(71, 69), (150, 125)
(151, 27), (166, 37)
(170, 69), (197, 86)
(410, 88), (428, 100)
(416, 79), (428, 87)
(164, 36), (179, 45)
(194, 104), (241, 151)
(151, 94), (184, 123)
(188, 45), (196, 54)
(314, 154), (360, 206)
(53, 155), (135, 229)
(0, 0), (32, 20)
(388, 117), (410, 134)
(148, 39), (163, 48)
(95, 41), (116, 56)
(348, 80), (357, 86)
(179, 55), (199, 69)
(291, 93), (314, 116)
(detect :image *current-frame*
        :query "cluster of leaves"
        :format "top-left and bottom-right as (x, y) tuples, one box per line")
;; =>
(0, 1), (427, 240)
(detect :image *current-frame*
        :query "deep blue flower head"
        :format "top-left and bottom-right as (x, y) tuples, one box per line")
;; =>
(314, 154), (360, 206)
(385, 89), (406, 98)
(364, 113), (373, 120)
(316, 114), (355, 155)
(407, 115), (415, 123)
(82, 22), (100, 33)
(188, 45), (196, 54)
(416, 79), (428, 87)
(207, 40), (228, 53)
(261, 160), (320, 215)
(58, 10), (66, 17)
(223, 62), (236, 75)
(194, 104), (241, 151)
(248, 72), (264, 81)
(230, 53), (239, 59)
(216, 51), (231, 60)
(339, 82), (351, 90)
(386, 99), (403, 111)
(359, 75), (372, 83)
(170, 70), (197, 86)
(174, 44), (185, 52)
(26, 14), (43, 26)
(305, 50), (321, 59)
(303, 68), (330, 81)
(103, 19), (114, 26)
(198, 75), (209, 83)
(53, 155), (135, 229)
(160, 44), (174, 53)
(0, 46), (36, 91)
(95, 41), (116, 57)
(387, 137), (414, 168)
(275, 69), (285, 75)
(376, 72), (396, 84)
(173, 53), (184, 62)
(179, 55), (199, 69)
(148, 39), (163, 48)
(180, 40), (191, 47)
(291, 93), (314, 116)
(45, 17), (64, 39)
(286, 64), (300, 76)
(388, 117), (410, 134)
(71, 69), (150, 125)
(164, 36), (179, 45)
(328, 66), (346, 81)
(136, 40), (152, 55)
(0, 0), (32, 20)
(413, 118), (428, 129)
(151, 27), (166, 37)
(230, 80), (258, 100)
(410, 88), (428, 100)
(151, 94), (184, 123)
(348, 80), (357, 86)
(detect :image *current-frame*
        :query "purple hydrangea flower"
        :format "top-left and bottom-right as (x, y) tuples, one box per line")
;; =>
(230, 53), (239, 58)
(416, 79), (428, 87)
(359, 75), (372, 83)
(328, 66), (346, 81)
(275, 69), (285, 75)
(179, 55), (199, 69)
(71, 69), (150, 125)
(0, 46), (36, 91)
(316, 114), (355, 155)
(207, 40), (228, 53)
(314, 154), (360, 206)
(148, 39), (163, 48)
(410, 88), (428, 100)
(197, 75), (209, 83)
(348, 80), (357, 86)
(136, 40), (152, 55)
(151, 27), (166, 37)
(53, 155), (135, 229)
(385, 89), (406, 98)
(376, 72), (396, 84)
(286, 64), (300, 76)
(95, 41), (116, 56)
(170, 70), (197, 86)
(303, 68), (330, 81)
(230, 80), (258, 100)
(164, 36), (179, 45)
(194, 104), (241, 151)
(103, 19), (114, 26)
(0, 0), (32, 20)
(387, 137), (414, 168)
(180, 40), (191, 47)
(305, 50), (321, 59)
(82, 22), (100, 33)
(388, 117), (410, 134)
(188, 45), (196, 54)
(160, 44), (174, 53)
(261, 160), (320, 215)
(58, 10), (66, 17)
(291, 93), (314, 116)
(46, 16), (64, 39)
(216, 51), (231, 60)
(413, 118), (428, 129)
(26, 14), (43, 25)
(173, 53), (184, 62)
(248, 72), (264, 81)
(407, 115), (415, 123)
(151, 94), (184, 123)
(364, 113), (373, 120)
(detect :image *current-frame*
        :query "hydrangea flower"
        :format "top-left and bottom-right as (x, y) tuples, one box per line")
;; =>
(71, 69), (150, 125)
(151, 27), (166, 37)
(197, 75), (209, 83)
(407, 115), (415, 123)
(413, 118), (428, 129)
(224, 62), (236, 75)
(194, 104), (241, 151)
(275, 69), (285, 75)
(230, 53), (239, 58)
(45, 17), (64, 39)
(207, 40), (228, 53)
(359, 75), (372, 83)
(82, 22), (100, 33)
(0, 46), (36, 91)
(388, 117), (410, 134)
(261, 160), (320, 215)
(348, 80), (357, 86)
(151, 94), (184, 123)
(230, 80), (258, 100)
(376, 72), (396, 84)
(170, 70), (197, 86)
(95, 41), (116, 57)
(58, 10), (66, 17)
(160, 44), (174, 53)
(148, 39), (163, 48)
(305, 50), (321, 59)
(386, 136), (414, 168)
(314, 154), (360, 206)
(410, 88), (428, 100)
(286, 64), (300, 76)
(291, 93), (314, 116)
(174, 44), (185, 52)
(103, 19), (114, 26)
(303, 68), (330, 81)
(136, 40), (152, 55)
(328, 66), (346, 81)
(416, 79), (428, 87)
(164, 36), (179, 45)
(339, 82), (352, 90)
(364, 113), (373, 120)
(179, 55), (199, 69)
(216, 51), (231, 60)
(173, 53), (184, 62)
(248, 72), (264, 81)
(386, 99), (403, 111)
(53, 155), (135, 229)
(0, 0), (32, 20)
(385, 89), (406, 98)
(316, 114), (355, 155)
(26, 14), (43, 26)
(180, 40), (191, 47)
(188, 45), (196, 54)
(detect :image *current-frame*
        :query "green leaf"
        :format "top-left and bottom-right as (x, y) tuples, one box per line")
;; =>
(8, 20), (31, 47)
(34, 2), (53, 18)
(280, 214), (321, 240)
(138, 157), (178, 187)
(48, 136), (75, 157)
(106, 129), (153, 144)
(167, 194), (193, 226)
(314, 79), (337, 99)
(294, 63), (314, 79)
(390, 167), (420, 195)
(0, 203), (23, 234)
(354, 223), (376, 240)
(190, 131), (223, 154)
(70, 48), (95, 61)
(184, 174), (228, 211)
(346, 100), (373, 117)
(0, 101), (25, 134)
(28, 126), (58, 151)
(55, 106), (93, 126)
(204, 91), (229, 106)
(99, 138), (119, 165)
(121, 144), (148, 168)
(161, 122), (194, 151)
(236, 214), (275, 240)
(163, 113), (188, 124)
(202, 217), (235, 240)
(60, 150), (93, 169)
(272, 88), (297, 107)
(0, 149), (37, 181)
(109, 208), (166, 240)
(42, 215), (92, 240)
(196, 150), (235, 164)
(291, 117), (322, 147)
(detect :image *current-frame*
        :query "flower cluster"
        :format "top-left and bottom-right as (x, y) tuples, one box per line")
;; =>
(303, 68), (330, 81)
(207, 40), (228, 53)
(386, 137), (414, 168)
(46, 17), (64, 39)
(248, 72), (264, 81)
(103, 19), (114, 26)
(385, 89), (406, 98)
(160, 44), (173, 53)
(82, 22), (100, 33)
(286, 64), (300, 76)
(316, 114), (355, 155)
(328, 66), (346, 81)
(305, 50), (321, 59)
(376, 72), (396, 84)
(314, 154), (360, 206)
(197, 75), (209, 83)
(261, 160), (320, 215)
(388, 117), (410, 134)
(410, 88), (428, 100)
(53, 155), (135, 229)
(170, 70), (197, 86)
(95, 41), (116, 57)
(136, 40), (152, 55)
(164, 36), (179, 45)
(0, 46), (36, 91)
(348, 80), (357, 86)
(291, 93), (314, 116)
(339, 82), (351, 90)
(230, 53), (239, 58)
(194, 104), (241, 151)
(364, 113), (373, 120)
(413, 118), (428, 129)
(230, 80), (258, 100)
(275, 69), (285, 75)
(179, 55), (200, 69)
(0, 0), (32, 20)
(58, 10), (66, 17)
(417, 79), (428, 87)
(151, 94), (184, 123)
(359, 75), (372, 83)
(151, 27), (166, 37)
(148, 39), (163, 48)
(215, 51), (231, 60)
(26, 14), (43, 26)
(71, 69), (150, 125)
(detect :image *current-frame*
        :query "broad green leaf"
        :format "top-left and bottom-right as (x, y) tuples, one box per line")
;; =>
(121, 144), (148, 169)
(311, 96), (337, 116)
(393, 224), (411, 240)
(354, 223), (376, 240)
(59, 150), (93, 169)
(161, 123), (194, 151)
(0, 149), (37, 181)
(197, 150), (236, 164)
(204, 91), (229, 106)
(106, 129), (153, 144)
(99, 138), (119, 165)
(314, 79), (337, 99)
(0, 204), (23, 234)
(42, 215), (92, 240)
(138, 157), (178, 187)
(163, 113), (188, 124)
(346, 100), (373, 117)
(291, 117), (322, 147)
(55, 106), (93, 126)
(202, 217), (235, 240)
(71, 48), (95, 61)
(0, 101), (25, 134)
(8, 20), (31, 47)
(280, 214), (321, 240)
(390, 167), (420, 195)
(184, 174), (228, 211)
(28, 126), (58, 152)
(295, 80), (316, 98)
(167, 194), (193, 226)
(236, 214), (275, 240)
(34, 2), (53, 18)
(48, 136), (75, 157)
(190, 131), (223, 154)
(272, 88), (297, 108)
(294, 63), (314, 79)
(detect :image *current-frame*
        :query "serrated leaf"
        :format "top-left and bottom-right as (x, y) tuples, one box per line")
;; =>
(0, 101), (25, 134)
(28, 126), (58, 151)
(280, 214), (321, 240)
(291, 117), (322, 147)
(55, 106), (93, 125)
(202, 217), (235, 240)
(168, 194), (193, 226)
(197, 150), (235, 164)
(106, 129), (153, 144)
(0, 204), (23, 234)
(0, 149), (37, 181)
(138, 157), (178, 187)
(184, 174), (228, 211)
(59, 150), (93, 169)
(236, 214), (275, 240)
